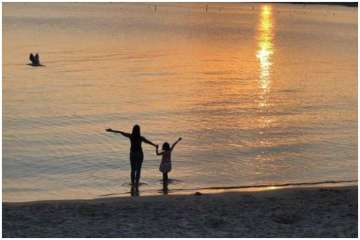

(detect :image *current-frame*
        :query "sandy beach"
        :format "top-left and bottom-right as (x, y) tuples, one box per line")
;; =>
(3, 186), (357, 237)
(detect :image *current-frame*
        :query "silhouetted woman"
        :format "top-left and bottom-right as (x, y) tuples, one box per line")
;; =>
(106, 125), (157, 189)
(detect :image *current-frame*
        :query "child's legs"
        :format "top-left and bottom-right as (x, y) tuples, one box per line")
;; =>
(162, 172), (168, 182)
(162, 174), (168, 194)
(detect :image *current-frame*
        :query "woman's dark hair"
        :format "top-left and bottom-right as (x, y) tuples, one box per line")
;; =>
(162, 142), (170, 151)
(132, 125), (141, 138)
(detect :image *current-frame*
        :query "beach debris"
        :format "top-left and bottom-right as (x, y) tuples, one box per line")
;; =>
(205, 217), (227, 228)
(271, 211), (301, 225)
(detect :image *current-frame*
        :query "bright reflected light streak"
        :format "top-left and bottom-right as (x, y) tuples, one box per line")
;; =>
(256, 5), (274, 92)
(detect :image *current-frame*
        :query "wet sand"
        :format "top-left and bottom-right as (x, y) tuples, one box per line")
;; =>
(3, 186), (357, 237)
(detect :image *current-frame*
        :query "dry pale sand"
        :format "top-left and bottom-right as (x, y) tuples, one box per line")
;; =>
(2, 186), (357, 237)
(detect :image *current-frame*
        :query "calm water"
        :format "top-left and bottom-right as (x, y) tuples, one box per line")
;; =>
(3, 3), (357, 202)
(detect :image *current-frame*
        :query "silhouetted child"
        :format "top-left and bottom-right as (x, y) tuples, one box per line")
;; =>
(156, 137), (182, 184)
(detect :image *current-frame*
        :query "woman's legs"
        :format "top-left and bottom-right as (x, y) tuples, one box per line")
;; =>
(134, 161), (143, 187)
(130, 151), (143, 188)
(130, 160), (136, 185)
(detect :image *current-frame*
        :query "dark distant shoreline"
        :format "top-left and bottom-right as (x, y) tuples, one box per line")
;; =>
(285, 2), (357, 7)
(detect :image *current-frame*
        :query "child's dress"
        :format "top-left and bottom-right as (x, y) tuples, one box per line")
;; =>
(159, 150), (172, 173)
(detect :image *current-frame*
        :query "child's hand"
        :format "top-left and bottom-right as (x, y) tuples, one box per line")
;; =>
(106, 128), (112, 132)
(178, 137), (182, 141)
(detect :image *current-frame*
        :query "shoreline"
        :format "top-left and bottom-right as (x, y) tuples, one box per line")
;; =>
(3, 179), (357, 203)
(3, 185), (357, 237)
(283, 2), (358, 7)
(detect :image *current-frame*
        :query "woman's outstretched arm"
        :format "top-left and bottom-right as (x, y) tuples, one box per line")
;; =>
(171, 137), (182, 151)
(141, 136), (157, 147)
(106, 128), (131, 138)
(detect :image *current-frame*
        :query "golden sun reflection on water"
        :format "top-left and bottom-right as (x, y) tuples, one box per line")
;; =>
(254, 5), (275, 166)
(256, 5), (274, 96)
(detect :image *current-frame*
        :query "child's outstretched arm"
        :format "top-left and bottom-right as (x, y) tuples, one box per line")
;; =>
(171, 137), (182, 151)
(105, 128), (131, 138)
(141, 136), (157, 148)
(156, 145), (163, 156)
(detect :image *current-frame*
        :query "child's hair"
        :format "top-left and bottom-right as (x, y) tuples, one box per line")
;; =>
(162, 142), (170, 151)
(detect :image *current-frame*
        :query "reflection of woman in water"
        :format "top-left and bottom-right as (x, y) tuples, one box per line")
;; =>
(106, 125), (157, 189)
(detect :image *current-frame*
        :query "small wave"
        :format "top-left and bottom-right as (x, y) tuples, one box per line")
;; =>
(170, 179), (357, 193)
(120, 182), (149, 187)
(98, 179), (357, 199)
(157, 178), (182, 184)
